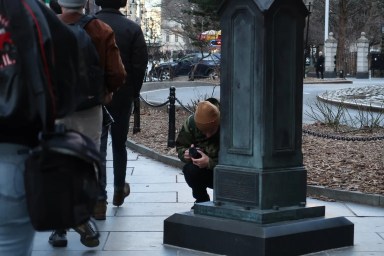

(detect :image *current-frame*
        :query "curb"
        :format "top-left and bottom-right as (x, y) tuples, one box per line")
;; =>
(141, 80), (219, 92)
(140, 79), (355, 108)
(126, 140), (384, 207)
(142, 78), (353, 91)
(303, 79), (353, 84)
(307, 186), (384, 207)
(317, 96), (384, 112)
(126, 139), (184, 169)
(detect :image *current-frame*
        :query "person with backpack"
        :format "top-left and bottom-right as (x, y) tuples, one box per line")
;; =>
(95, 0), (148, 219)
(0, 0), (83, 255)
(48, 0), (126, 248)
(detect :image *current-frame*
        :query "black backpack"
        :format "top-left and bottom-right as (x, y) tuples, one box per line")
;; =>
(25, 125), (101, 231)
(68, 15), (105, 111)
(0, 0), (77, 131)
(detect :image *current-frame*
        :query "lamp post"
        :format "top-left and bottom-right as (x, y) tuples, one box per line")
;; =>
(325, 0), (329, 41)
(381, 24), (384, 54)
(303, 2), (312, 78)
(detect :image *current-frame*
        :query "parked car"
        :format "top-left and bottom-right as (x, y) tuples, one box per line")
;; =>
(153, 52), (220, 81)
(189, 53), (220, 80)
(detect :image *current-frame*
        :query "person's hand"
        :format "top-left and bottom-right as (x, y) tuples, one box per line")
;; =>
(183, 148), (192, 161)
(184, 144), (200, 162)
(191, 149), (209, 169)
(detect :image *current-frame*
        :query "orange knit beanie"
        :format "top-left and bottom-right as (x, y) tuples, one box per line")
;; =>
(194, 101), (220, 132)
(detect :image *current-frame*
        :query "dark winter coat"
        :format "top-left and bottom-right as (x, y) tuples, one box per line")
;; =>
(96, 8), (148, 98)
(176, 116), (220, 171)
(316, 55), (325, 71)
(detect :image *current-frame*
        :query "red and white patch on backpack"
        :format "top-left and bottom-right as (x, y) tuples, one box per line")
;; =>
(0, 14), (16, 68)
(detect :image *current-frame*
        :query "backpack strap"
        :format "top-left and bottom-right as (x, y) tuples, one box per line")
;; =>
(75, 15), (96, 29)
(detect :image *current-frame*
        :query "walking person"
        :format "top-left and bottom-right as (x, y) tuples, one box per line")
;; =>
(0, 0), (82, 255)
(95, 0), (148, 214)
(49, 0), (126, 248)
(316, 51), (325, 79)
(175, 99), (220, 209)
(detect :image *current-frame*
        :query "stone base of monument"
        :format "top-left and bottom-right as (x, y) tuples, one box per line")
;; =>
(164, 206), (354, 256)
(324, 71), (337, 78)
(356, 72), (369, 79)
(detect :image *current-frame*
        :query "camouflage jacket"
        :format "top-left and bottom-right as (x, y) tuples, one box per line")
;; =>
(175, 115), (220, 170)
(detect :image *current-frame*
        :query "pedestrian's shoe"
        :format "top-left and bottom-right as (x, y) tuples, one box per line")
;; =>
(73, 220), (100, 247)
(113, 182), (130, 206)
(48, 229), (67, 247)
(93, 200), (107, 220)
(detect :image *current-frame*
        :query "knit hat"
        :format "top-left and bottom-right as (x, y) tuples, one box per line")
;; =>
(96, 0), (125, 8)
(194, 101), (220, 132)
(58, 0), (86, 8)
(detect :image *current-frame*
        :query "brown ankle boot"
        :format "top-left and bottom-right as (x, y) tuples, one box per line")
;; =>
(93, 200), (107, 220)
(113, 183), (130, 206)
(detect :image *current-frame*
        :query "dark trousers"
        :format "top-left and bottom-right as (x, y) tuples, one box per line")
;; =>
(99, 90), (133, 200)
(316, 66), (324, 79)
(182, 162), (213, 203)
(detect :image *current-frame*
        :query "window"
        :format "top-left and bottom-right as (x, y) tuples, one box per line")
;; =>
(175, 34), (178, 43)
(166, 34), (170, 42)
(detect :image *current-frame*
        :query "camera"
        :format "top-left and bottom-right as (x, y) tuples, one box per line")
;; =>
(189, 147), (202, 159)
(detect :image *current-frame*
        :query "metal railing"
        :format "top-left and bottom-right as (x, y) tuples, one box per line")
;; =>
(139, 86), (193, 147)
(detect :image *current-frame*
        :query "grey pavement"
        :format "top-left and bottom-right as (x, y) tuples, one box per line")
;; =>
(31, 141), (384, 256)
(32, 78), (384, 255)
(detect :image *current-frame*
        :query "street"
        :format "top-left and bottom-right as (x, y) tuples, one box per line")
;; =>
(141, 77), (384, 126)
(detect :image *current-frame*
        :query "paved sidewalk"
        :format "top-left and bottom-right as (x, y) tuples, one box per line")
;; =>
(31, 78), (384, 255)
(32, 144), (216, 256)
(32, 141), (384, 255)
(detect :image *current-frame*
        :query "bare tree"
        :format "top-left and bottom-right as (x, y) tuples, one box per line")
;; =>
(307, 0), (384, 74)
(143, 16), (162, 60)
(159, 0), (195, 50)
(159, 0), (220, 52)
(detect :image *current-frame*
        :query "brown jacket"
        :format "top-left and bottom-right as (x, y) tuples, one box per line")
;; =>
(59, 12), (126, 93)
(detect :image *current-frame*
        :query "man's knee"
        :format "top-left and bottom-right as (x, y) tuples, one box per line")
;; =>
(182, 163), (200, 183)
(183, 162), (198, 174)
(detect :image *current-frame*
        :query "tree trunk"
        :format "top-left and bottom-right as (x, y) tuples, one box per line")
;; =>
(336, 0), (347, 76)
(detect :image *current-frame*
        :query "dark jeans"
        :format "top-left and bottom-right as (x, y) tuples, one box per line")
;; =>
(99, 93), (133, 200)
(316, 67), (324, 79)
(182, 162), (213, 202)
